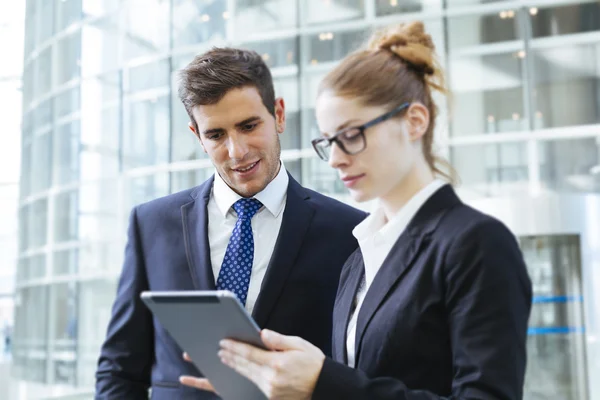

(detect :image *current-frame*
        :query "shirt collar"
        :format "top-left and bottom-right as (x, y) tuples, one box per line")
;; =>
(353, 179), (447, 243)
(213, 161), (289, 218)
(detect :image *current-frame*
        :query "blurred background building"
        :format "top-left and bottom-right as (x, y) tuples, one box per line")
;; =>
(11, 0), (600, 399)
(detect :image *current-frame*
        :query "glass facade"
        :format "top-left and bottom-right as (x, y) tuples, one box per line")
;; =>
(15, 0), (600, 398)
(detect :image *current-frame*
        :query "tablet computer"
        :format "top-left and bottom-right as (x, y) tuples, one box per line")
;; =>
(140, 290), (267, 400)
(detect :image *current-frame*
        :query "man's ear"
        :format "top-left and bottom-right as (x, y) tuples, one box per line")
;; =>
(189, 122), (207, 153)
(274, 97), (286, 134)
(405, 103), (430, 142)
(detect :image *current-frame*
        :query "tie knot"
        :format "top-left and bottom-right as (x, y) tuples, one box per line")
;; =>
(233, 198), (262, 220)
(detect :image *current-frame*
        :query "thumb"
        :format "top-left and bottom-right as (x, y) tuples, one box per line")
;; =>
(261, 329), (306, 351)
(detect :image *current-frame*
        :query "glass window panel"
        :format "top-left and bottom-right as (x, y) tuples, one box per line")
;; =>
(55, 86), (81, 120)
(77, 279), (117, 387)
(306, 29), (367, 65)
(303, 156), (346, 196)
(19, 206), (28, 252)
(53, 121), (80, 186)
(170, 93), (204, 162)
(50, 282), (77, 344)
(28, 199), (48, 249)
(20, 144), (32, 199)
(14, 285), (48, 383)
(531, 44), (600, 129)
(82, 0), (120, 17)
(78, 180), (119, 242)
(539, 138), (600, 193)
(81, 73), (121, 179)
(124, 173), (169, 212)
(447, 11), (519, 49)
(531, 2), (600, 38)
(35, 48), (53, 98)
(123, 95), (170, 169)
(24, 0), (37, 56)
(33, 98), (53, 131)
(304, 0), (364, 25)
(241, 37), (298, 69)
(375, 0), (441, 15)
(171, 168), (212, 193)
(172, 0), (227, 46)
(56, 31), (82, 85)
(53, 249), (79, 276)
(449, 52), (526, 136)
(31, 133), (53, 193)
(54, 190), (79, 243)
(23, 63), (34, 107)
(122, 0), (170, 61)
(81, 14), (121, 77)
(234, 0), (297, 38)
(127, 60), (170, 93)
(27, 254), (46, 281)
(37, 0), (54, 44)
(55, 0), (82, 32)
(451, 143), (529, 194)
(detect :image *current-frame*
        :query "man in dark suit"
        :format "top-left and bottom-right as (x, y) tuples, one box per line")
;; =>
(94, 47), (366, 400)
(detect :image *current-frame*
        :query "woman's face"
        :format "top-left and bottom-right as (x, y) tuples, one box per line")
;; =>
(315, 92), (427, 203)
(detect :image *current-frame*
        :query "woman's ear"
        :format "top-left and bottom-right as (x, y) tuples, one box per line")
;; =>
(405, 103), (430, 141)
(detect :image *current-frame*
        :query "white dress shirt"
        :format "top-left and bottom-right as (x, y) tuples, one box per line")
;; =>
(207, 163), (288, 315)
(346, 179), (447, 367)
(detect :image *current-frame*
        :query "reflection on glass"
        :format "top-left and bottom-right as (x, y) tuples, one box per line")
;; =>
(531, 44), (600, 129)
(447, 11), (519, 49)
(82, 0), (120, 18)
(519, 235), (588, 400)
(77, 279), (117, 387)
(55, 87), (81, 120)
(31, 133), (53, 193)
(122, 0), (170, 61)
(35, 48), (53, 98)
(57, 31), (82, 85)
(53, 249), (79, 276)
(124, 174), (169, 215)
(307, 29), (367, 65)
(78, 181), (119, 242)
(241, 38), (297, 69)
(235, 0), (297, 37)
(531, 2), (600, 38)
(539, 138), (600, 193)
(50, 282), (78, 385)
(54, 190), (79, 243)
(449, 52), (525, 135)
(53, 121), (80, 186)
(81, 14), (121, 76)
(38, 0), (54, 45)
(123, 95), (170, 169)
(452, 143), (528, 192)
(55, 0), (82, 33)
(172, 0), (227, 46)
(304, 0), (364, 25)
(28, 199), (48, 249)
(33, 98), (53, 130)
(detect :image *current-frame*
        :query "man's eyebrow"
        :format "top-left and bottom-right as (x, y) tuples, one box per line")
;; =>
(235, 116), (262, 128)
(202, 127), (225, 137)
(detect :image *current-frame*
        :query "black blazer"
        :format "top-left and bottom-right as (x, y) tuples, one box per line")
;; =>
(95, 174), (366, 400)
(313, 185), (532, 400)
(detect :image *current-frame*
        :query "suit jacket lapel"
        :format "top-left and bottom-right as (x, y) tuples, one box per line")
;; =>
(252, 175), (315, 327)
(353, 185), (460, 366)
(181, 176), (216, 290)
(333, 253), (364, 364)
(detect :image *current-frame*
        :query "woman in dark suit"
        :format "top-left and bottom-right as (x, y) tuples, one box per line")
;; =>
(181, 21), (532, 400)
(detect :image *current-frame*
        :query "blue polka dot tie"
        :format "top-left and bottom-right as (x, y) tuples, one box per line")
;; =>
(216, 198), (263, 306)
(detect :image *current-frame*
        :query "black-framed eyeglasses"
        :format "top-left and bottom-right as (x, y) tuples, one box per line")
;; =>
(311, 102), (410, 162)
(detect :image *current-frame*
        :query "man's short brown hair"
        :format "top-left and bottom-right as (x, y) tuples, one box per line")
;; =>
(177, 47), (276, 132)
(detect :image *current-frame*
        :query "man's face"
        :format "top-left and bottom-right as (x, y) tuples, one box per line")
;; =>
(190, 86), (286, 197)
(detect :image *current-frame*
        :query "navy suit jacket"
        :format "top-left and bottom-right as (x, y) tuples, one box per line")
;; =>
(313, 185), (532, 400)
(95, 174), (366, 399)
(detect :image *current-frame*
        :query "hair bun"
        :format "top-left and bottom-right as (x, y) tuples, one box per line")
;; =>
(367, 21), (436, 76)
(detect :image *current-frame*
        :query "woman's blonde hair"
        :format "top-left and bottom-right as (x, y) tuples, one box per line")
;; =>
(318, 21), (457, 184)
